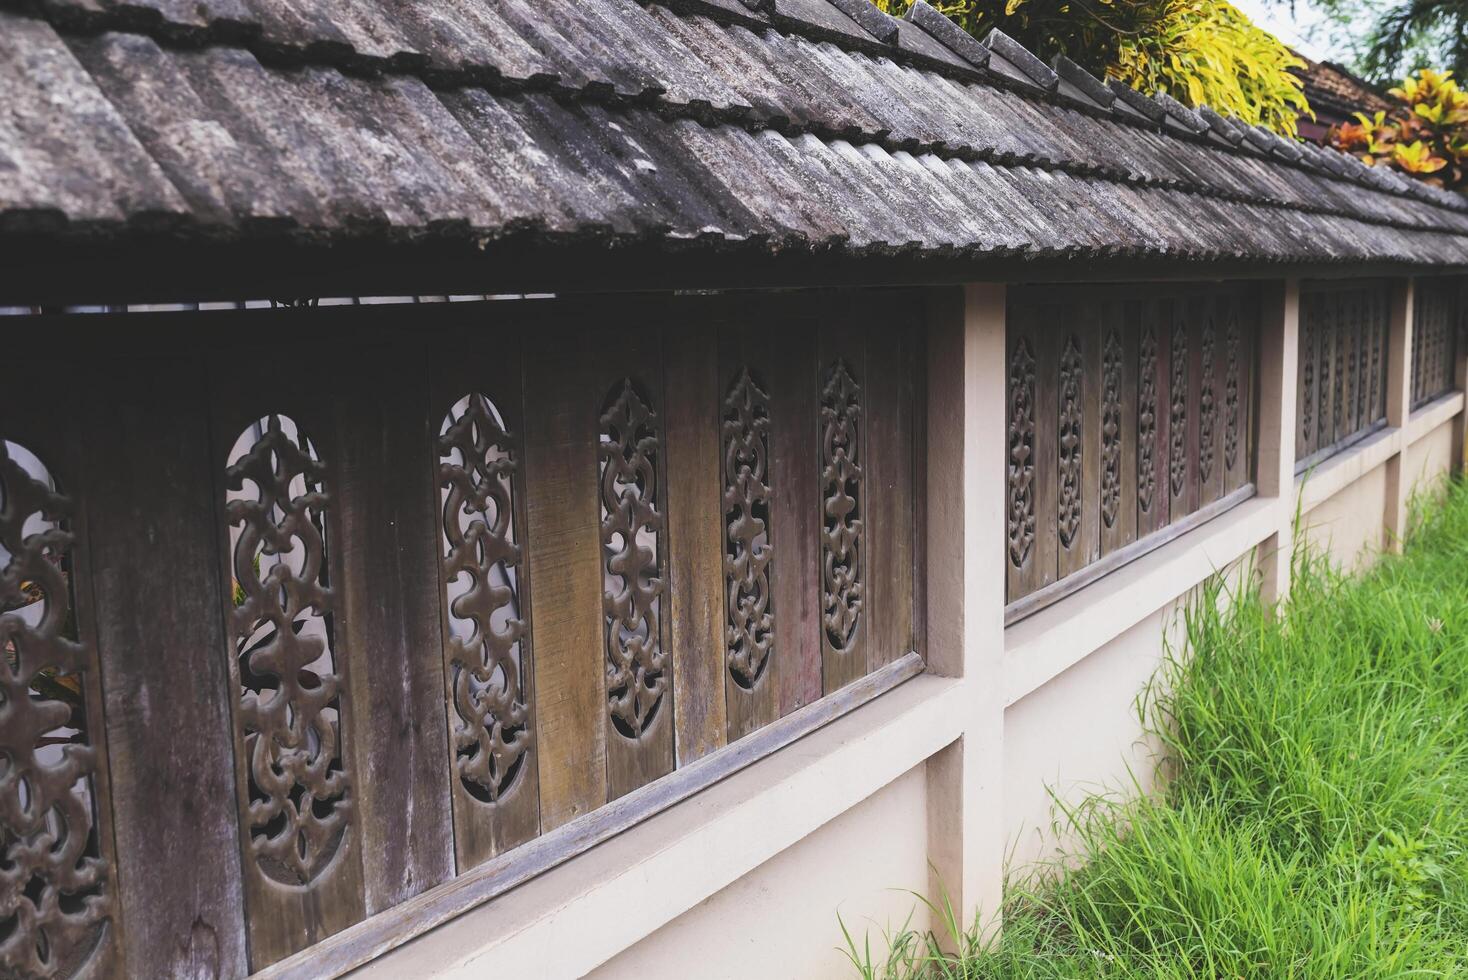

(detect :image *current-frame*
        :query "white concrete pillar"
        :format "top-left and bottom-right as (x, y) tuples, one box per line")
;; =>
(1384, 277), (1416, 552)
(922, 283), (1006, 939)
(1255, 279), (1299, 606)
(1453, 279), (1467, 474)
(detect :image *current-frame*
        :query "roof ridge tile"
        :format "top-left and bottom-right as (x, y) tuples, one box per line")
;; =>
(1152, 91), (1207, 135)
(1050, 54), (1113, 109)
(903, 0), (987, 68)
(1106, 79), (1165, 124)
(982, 29), (1058, 93)
(822, 0), (899, 43)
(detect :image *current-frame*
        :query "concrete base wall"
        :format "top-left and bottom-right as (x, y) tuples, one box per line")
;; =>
(591, 766), (930, 980)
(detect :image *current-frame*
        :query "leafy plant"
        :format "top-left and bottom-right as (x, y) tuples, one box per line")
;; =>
(1329, 67), (1468, 189)
(873, 0), (1311, 135)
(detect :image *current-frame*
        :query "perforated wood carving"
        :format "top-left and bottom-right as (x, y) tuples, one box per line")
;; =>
(722, 369), (774, 690)
(1007, 338), (1038, 565)
(820, 360), (863, 653)
(1332, 321), (1345, 436)
(0, 442), (112, 979)
(1225, 318), (1241, 473)
(1100, 330), (1123, 529)
(438, 394), (531, 804)
(1169, 323), (1188, 499)
(1301, 311), (1315, 447)
(1137, 328), (1158, 515)
(599, 380), (668, 740)
(1057, 336), (1083, 549)
(1199, 323), (1216, 484)
(225, 415), (350, 886)
(1317, 320), (1331, 448)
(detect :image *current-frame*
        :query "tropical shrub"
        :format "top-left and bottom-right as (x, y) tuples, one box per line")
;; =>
(1329, 68), (1468, 190)
(872, 0), (1310, 135)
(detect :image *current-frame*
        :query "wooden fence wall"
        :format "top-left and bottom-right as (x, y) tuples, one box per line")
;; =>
(1296, 281), (1392, 470)
(0, 293), (922, 977)
(1004, 283), (1259, 620)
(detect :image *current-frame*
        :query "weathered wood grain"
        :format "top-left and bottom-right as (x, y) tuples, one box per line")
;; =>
(864, 312), (916, 676)
(522, 324), (607, 830)
(664, 325), (728, 762)
(817, 318), (869, 694)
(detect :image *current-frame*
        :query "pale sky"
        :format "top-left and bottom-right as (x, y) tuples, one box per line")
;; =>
(1230, 0), (1338, 62)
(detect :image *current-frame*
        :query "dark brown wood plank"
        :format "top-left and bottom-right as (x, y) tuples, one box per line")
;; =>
(522, 323), (608, 831)
(1200, 295), (1224, 507)
(817, 315), (869, 693)
(718, 323), (780, 742)
(208, 346), (368, 969)
(1223, 292), (1251, 495)
(1, 368), (133, 979)
(1137, 298), (1168, 538)
(664, 325), (729, 760)
(1297, 292), (1317, 460)
(764, 318), (823, 718)
(594, 325), (676, 799)
(430, 327), (541, 871)
(1101, 298), (1138, 557)
(333, 344), (455, 913)
(864, 310), (916, 677)
(1166, 296), (1191, 522)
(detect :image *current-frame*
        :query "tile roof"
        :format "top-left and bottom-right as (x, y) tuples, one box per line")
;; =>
(3, 0), (1468, 278)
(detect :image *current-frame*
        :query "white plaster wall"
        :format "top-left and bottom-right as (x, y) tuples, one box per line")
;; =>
(1406, 419), (1455, 500)
(1003, 606), (1179, 871)
(1300, 461), (1388, 572)
(589, 764), (931, 980)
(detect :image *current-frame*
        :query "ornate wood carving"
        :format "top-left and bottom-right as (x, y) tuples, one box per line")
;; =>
(599, 380), (668, 740)
(1199, 322), (1216, 484)
(820, 360), (863, 653)
(1300, 309), (1315, 447)
(722, 368), (774, 690)
(225, 415), (350, 887)
(1100, 329), (1123, 529)
(1225, 318), (1241, 473)
(1137, 327), (1158, 515)
(1169, 322), (1188, 499)
(438, 393), (531, 804)
(1057, 335), (1084, 549)
(1007, 337), (1038, 565)
(1332, 317), (1345, 436)
(1353, 297), (1369, 426)
(1316, 315), (1331, 448)
(1368, 297), (1383, 418)
(0, 442), (112, 978)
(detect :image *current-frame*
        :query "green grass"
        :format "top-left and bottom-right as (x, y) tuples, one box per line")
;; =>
(845, 478), (1468, 979)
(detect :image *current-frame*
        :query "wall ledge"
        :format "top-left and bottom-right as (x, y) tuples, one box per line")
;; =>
(347, 672), (966, 979)
(1002, 496), (1281, 707)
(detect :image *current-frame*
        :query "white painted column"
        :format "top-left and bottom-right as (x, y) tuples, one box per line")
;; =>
(923, 283), (1007, 937)
(1384, 277), (1416, 552)
(1453, 280), (1467, 473)
(1255, 279), (1300, 606)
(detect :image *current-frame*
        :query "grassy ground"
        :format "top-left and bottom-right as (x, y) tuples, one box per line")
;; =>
(846, 479), (1468, 978)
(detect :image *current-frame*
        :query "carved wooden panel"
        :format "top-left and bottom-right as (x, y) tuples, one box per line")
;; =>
(1298, 283), (1392, 467)
(599, 379), (671, 762)
(1413, 279), (1461, 408)
(1008, 284), (1259, 616)
(0, 441), (117, 980)
(1136, 323), (1162, 536)
(436, 391), (539, 865)
(722, 369), (774, 692)
(225, 415), (350, 888)
(1007, 336), (1038, 572)
(819, 356), (865, 688)
(1056, 335), (1084, 552)
(1168, 316), (1189, 517)
(1100, 329), (1123, 531)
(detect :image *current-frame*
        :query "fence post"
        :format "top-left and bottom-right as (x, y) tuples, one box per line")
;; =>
(923, 283), (1006, 940)
(1256, 279), (1299, 606)
(1384, 277), (1417, 552)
